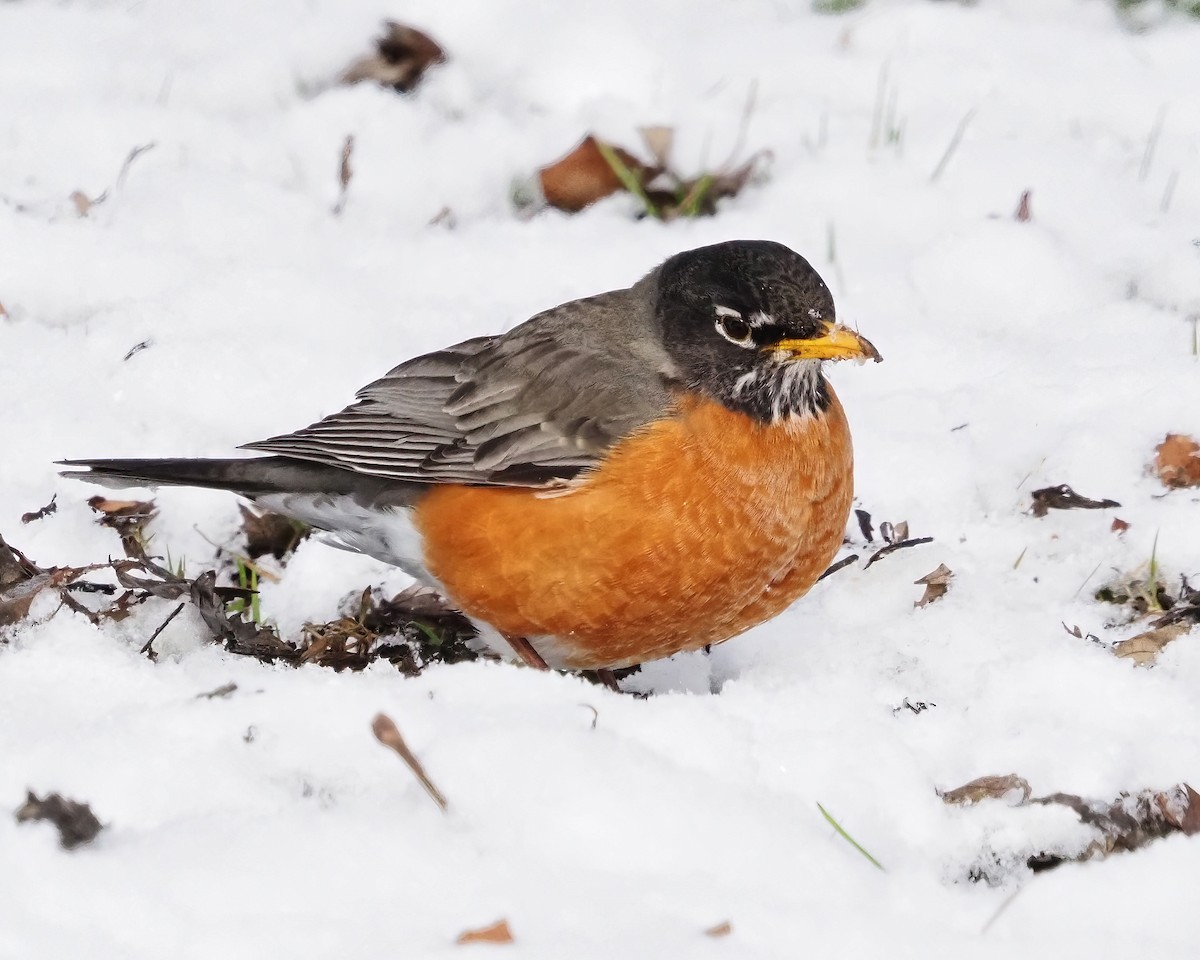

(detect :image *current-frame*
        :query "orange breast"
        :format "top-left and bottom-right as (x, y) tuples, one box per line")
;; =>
(413, 390), (854, 670)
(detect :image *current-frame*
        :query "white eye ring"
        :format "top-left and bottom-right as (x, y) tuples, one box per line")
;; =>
(714, 307), (754, 348)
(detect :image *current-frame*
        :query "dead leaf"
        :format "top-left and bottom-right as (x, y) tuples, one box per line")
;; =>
(70, 190), (96, 217)
(1154, 433), (1200, 489)
(940, 774), (1032, 806)
(1110, 517), (1130, 534)
(1157, 783), (1200, 835)
(0, 536), (61, 625)
(638, 125), (675, 168)
(704, 921), (733, 938)
(1113, 620), (1192, 666)
(238, 504), (308, 560)
(21, 494), (57, 524)
(456, 919), (513, 945)
(373, 712), (449, 812)
(854, 508), (875, 543)
(333, 134), (354, 216)
(88, 495), (157, 558)
(914, 563), (953, 607)
(341, 21), (446, 94)
(15, 791), (103, 849)
(1030, 484), (1120, 517)
(1028, 782), (1200, 866)
(1014, 189), (1032, 222)
(537, 135), (655, 214)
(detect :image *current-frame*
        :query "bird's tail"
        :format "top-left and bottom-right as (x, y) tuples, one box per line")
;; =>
(57, 456), (382, 499)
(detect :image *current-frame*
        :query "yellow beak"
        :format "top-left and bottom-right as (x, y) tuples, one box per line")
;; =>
(771, 321), (882, 363)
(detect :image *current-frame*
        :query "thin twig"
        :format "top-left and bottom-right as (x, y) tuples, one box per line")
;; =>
(141, 602), (185, 658)
(1139, 104), (1166, 183)
(981, 884), (1026, 934)
(372, 713), (449, 812)
(863, 537), (934, 569)
(818, 554), (859, 581)
(930, 109), (976, 183)
(1072, 560), (1104, 600)
(114, 142), (157, 194)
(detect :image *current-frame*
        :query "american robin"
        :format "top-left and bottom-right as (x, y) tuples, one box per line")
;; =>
(62, 240), (880, 675)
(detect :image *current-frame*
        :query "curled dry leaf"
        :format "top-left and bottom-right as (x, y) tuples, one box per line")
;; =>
(953, 777), (1200, 879)
(1030, 484), (1120, 517)
(88, 495), (157, 558)
(238, 504), (308, 560)
(15, 791), (104, 849)
(914, 563), (953, 607)
(1154, 433), (1200, 489)
(70, 190), (96, 217)
(638, 125), (675, 168)
(456, 919), (514, 945)
(1113, 620), (1193, 666)
(537, 135), (656, 214)
(1014, 189), (1032, 222)
(940, 774), (1033, 806)
(332, 134), (354, 216)
(0, 535), (58, 625)
(341, 21), (446, 93)
(704, 921), (733, 938)
(1111, 517), (1130, 534)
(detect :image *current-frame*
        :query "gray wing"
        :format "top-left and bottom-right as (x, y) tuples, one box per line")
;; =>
(241, 286), (679, 487)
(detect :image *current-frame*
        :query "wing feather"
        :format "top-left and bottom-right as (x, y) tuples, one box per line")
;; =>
(241, 287), (678, 487)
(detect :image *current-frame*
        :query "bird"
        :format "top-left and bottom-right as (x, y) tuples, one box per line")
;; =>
(61, 240), (880, 677)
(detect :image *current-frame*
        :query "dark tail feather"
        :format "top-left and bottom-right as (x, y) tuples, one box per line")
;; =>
(57, 456), (396, 499)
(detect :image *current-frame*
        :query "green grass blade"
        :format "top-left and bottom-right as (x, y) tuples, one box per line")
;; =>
(817, 802), (885, 871)
(594, 140), (660, 219)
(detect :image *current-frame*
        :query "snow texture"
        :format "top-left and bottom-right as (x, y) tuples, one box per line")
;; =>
(3, 0), (1200, 956)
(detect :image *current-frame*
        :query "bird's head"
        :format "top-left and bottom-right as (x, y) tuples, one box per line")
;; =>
(652, 240), (881, 422)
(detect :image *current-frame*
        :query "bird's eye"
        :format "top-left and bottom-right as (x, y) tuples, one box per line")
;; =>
(715, 311), (754, 348)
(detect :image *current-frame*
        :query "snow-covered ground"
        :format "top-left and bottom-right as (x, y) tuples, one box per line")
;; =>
(3, 0), (1200, 955)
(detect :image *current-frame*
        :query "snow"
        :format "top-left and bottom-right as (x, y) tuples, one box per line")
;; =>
(3, 0), (1200, 955)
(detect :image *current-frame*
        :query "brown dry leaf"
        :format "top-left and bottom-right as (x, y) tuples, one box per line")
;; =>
(1111, 517), (1130, 534)
(940, 774), (1032, 806)
(456, 919), (514, 946)
(638, 125), (675, 168)
(341, 21), (446, 94)
(332, 134), (355, 216)
(15, 791), (103, 849)
(704, 921), (733, 938)
(238, 504), (308, 560)
(1014, 189), (1032, 222)
(1157, 783), (1200, 835)
(88, 495), (157, 558)
(1113, 620), (1192, 666)
(537, 135), (654, 214)
(1154, 433), (1200, 489)
(70, 190), (95, 217)
(914, 563), (953, 608)
(373, 713), (449, 812)
(0, 535), (58, 625)
(1030, 484), (1120, 517)
(1030, 782), (1200, 866)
